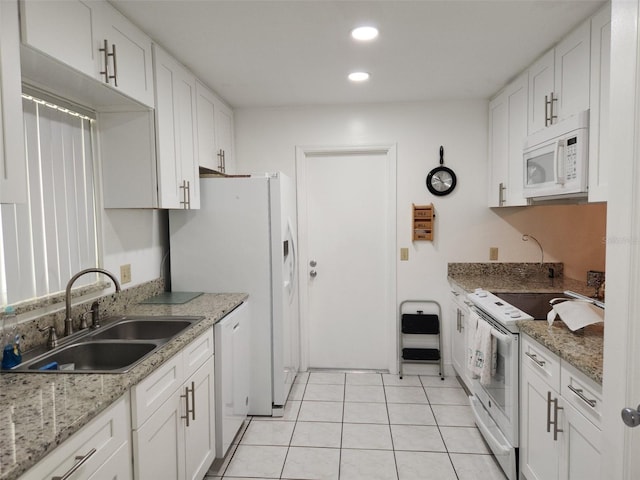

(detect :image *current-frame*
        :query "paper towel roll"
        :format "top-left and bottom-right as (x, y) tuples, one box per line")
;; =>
(548, 300), (604, 331)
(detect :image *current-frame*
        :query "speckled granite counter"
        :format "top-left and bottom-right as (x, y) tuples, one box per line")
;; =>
(517, 320), (603, 385)
(448, 262), (604, 386)
(0, 292), (247, 480)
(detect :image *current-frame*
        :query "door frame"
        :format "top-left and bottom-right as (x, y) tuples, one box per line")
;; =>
(295, 144), (397, 373)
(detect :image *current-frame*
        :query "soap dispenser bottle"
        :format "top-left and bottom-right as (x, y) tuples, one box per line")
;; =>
(1, 306), (21, 369)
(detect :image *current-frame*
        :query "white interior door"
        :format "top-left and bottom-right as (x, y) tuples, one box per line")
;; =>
(296, 146), (396, 371)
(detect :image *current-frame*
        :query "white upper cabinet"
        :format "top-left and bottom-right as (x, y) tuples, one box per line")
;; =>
(92, 2), (154, 107)
(195, 80), (235, 175)
(153, 44), (200, 209)
(588, 4), (611, 203)
(528, 19), (591, 134)
(488, 72), (528, 207)
(0, 0), (27, 203)
(20, 0), (154, 107)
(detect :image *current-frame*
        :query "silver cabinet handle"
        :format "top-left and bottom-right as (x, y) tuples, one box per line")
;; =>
(546, 391), (563, 441)
(525, 351), (546, 367)
(180, 180), (190, 209)
(456, 309), (460, 332)
(190, 381), (196, 421)
(568, 384), (597, 408)
(52, 448), (97, 480)
(451, 290), (459, 296)
(99, 39), (110, 84)
(217, 149), (225, 172)
(110, 43), (118, 87)
(181, 383), (195, 426)
(498, 182), (506, 206)
(545, 92), (558, 126)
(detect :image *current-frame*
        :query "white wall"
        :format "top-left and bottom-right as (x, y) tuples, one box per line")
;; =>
(102, 209), (168, 288)
(234, 100), (607, 370)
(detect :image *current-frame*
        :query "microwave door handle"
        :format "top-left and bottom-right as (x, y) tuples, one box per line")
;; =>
(555, 139), (566, 185)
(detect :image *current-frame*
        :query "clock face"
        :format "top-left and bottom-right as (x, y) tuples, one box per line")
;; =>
(427, 166), (457, 196)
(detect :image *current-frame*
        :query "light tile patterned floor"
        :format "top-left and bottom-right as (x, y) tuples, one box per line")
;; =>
(206, 372), (507, 480)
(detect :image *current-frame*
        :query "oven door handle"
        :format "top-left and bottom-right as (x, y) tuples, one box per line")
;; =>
(490, 327), (513, 344)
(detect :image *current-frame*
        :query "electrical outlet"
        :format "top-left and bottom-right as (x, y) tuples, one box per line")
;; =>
(120, 264), (131, 284)
(489, 247), (499, 261)
(400, 248), (409, 261)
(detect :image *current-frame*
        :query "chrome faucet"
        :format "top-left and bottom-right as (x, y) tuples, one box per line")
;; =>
(64, 268), (121, 336)
(522, 234), (544, 265)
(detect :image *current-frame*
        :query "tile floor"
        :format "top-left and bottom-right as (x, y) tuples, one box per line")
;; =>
(206, 372), (507, 480)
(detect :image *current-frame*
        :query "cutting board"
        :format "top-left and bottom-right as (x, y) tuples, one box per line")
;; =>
(139, 292), (203, 305)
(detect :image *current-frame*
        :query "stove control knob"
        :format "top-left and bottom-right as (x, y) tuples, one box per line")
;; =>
(474, 288), (488, 298)
(510, 311), (522, 318)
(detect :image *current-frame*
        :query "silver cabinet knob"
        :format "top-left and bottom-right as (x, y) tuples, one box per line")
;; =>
(310, 260), (317, 267)
(622, 406), (640, 427)
(310, 270), (317, 278)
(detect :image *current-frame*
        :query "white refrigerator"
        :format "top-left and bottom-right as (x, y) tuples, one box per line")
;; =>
(169, 173), (299, 416)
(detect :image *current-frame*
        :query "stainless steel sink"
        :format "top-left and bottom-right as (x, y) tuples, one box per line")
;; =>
(18, 341), (157, 372)
(89, 317), (199, 341)
(11, 315), (203, 373)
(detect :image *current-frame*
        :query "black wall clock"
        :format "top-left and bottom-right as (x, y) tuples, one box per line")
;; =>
(426, 146), (457, 196)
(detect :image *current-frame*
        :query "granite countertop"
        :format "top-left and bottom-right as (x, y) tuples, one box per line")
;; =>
(517, 320), (603, 385)
(0, 292), (247, 480)
(448, 263), (603, 386)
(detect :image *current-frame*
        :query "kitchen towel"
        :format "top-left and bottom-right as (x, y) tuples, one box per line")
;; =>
(547, 299), (604, 331)
(471, 320), (496, 385)
(466, 310), (479, 378)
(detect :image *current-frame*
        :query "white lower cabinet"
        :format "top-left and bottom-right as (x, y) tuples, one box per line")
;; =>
(520, 334), (602, 480)
(132, 329), (215, 480)
(449, 289), (471, 389)
(22, 394), (132, 480)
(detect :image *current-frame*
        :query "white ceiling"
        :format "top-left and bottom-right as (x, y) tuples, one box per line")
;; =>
(110, 0), (605, 108)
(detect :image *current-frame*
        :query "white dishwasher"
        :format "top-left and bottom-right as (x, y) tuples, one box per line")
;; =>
(214, 302), (251, 458)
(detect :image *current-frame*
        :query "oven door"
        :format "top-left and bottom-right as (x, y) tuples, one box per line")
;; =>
(471, 315), (519, 447)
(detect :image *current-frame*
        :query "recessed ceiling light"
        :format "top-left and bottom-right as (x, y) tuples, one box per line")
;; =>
(348, 72), (370, 82)
(351, 26), (379, 41)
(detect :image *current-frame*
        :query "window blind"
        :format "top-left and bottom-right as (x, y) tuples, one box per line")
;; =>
(0, 95), (99, 305)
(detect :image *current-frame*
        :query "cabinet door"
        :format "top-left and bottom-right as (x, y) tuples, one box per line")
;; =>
(528, 49), (555, 134)
(449, 298), (466, 383)
(559, 401), (602, 480)
(588, 4), (611, 203)
(175, 71), (200, 209)
(520, 365), (561, 480)
(488, 90), (508, 207)
(195, 80), (218, 172)
(554, 20), (591, 122)
(133, 393), (186, 480)
(505, 73), (528, 206)
(0, 0), (27, 203)
(93, 2), (154, 107)
(215, 99), (235, 174)
(153, 45), (199, 209)
(185, 357), (216, 480)
(19, 0), (97, 78)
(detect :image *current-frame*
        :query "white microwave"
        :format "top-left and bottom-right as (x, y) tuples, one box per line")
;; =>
(523, 110), (589, 200)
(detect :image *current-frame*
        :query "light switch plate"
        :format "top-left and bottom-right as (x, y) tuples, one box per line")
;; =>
(120, 264), (132, 284)
(400, 248), (409, 261)
(489, 247), (499, 261)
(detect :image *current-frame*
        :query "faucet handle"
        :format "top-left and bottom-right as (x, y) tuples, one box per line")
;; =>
(38, 325), (58, 349)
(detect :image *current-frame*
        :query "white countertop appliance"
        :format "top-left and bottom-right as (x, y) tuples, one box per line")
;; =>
(466, 288), (533, 480)
(523, 110), (589, 200)
(169, 173), (300, 417)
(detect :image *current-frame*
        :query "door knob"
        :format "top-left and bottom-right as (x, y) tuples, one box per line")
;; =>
(310, 270), (317, 278)
(310, 260), (317, 267)
(621, 405), (640, 427)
